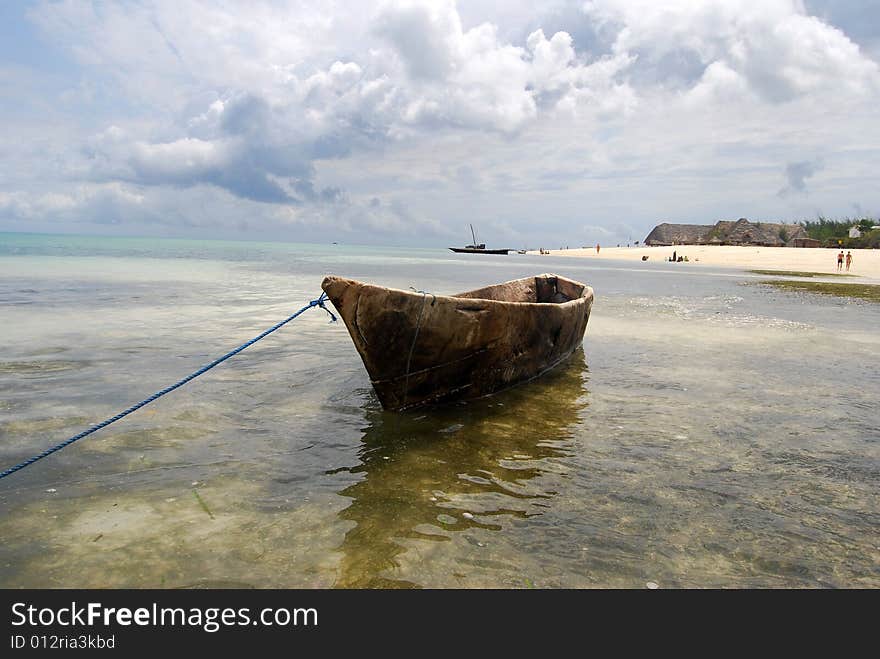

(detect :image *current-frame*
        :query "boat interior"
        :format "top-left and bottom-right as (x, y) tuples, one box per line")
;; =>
(455, 274), (586, 304)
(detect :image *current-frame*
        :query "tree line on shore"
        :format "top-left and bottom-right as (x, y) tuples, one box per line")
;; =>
(800, 217), (879, 248)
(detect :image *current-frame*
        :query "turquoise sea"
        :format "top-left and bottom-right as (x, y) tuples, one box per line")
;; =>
(0, 232), (878, 587)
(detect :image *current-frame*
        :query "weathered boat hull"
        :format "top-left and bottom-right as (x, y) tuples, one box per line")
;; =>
(321, 274), (594, 411)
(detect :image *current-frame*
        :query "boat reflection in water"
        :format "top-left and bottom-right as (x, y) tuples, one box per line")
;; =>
(331, 349), (591, 588)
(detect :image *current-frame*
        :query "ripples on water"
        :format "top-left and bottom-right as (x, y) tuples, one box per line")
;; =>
(0, 234), (878, 588)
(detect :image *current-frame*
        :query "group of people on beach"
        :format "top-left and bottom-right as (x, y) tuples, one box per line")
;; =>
(837, 250), (853, 272)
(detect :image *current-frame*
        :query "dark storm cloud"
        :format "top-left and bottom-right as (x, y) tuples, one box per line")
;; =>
(778, 160), (824, 197)
(88, 91), (322, 204)
(220, 94), (271, 136)
(292, 179), (347, 204)
(308, 133), (353, 159)
(208, 166), (293, 204)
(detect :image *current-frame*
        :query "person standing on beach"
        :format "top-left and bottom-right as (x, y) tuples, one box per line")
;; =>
(846, 251), (853, 271)
(837, 250), (844, 271)
(596, 243), (600, 254)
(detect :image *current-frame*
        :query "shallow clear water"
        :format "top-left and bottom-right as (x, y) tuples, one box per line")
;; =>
(0, 232), (878, 588)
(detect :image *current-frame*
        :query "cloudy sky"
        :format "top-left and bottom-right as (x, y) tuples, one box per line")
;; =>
(1, 0), (879, 247)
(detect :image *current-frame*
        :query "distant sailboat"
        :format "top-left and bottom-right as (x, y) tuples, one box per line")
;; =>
(448, 224), (509, 255)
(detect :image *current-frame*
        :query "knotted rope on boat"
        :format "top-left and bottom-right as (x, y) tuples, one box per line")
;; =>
(0, 293), (336, 481)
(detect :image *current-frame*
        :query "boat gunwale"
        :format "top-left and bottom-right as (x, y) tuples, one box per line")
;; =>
(329, 274), (593, 309)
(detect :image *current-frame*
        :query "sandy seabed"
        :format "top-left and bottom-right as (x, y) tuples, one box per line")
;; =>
(534, 245), (880, 281)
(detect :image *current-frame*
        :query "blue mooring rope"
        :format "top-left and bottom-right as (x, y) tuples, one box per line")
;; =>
(0, 292), (336, 481)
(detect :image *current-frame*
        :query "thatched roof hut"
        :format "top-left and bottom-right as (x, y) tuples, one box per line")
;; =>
(644, 223), (714, 246)
(645, 218), (807, 247)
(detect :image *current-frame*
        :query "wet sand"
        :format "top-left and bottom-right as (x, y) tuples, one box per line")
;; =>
(534, 245), (880, 281)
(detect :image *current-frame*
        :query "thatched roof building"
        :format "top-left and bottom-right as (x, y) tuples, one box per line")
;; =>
(645, 218), (807, 247)
(644, 223), (714, 246)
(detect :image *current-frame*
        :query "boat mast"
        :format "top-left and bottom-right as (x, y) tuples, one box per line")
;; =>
(470, 223), (478, 246)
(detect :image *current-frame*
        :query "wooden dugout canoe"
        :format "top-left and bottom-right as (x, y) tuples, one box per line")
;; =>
(321, 273), (594, 411)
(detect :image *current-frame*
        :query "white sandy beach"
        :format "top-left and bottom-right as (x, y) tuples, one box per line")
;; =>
(533, 245), (880, 281)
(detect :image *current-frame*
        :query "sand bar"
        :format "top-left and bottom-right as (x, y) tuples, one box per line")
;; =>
(532, 245), (880, 282)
